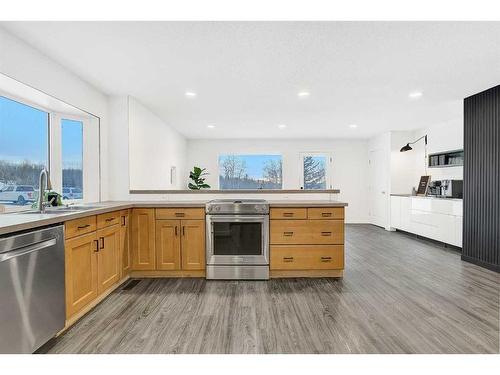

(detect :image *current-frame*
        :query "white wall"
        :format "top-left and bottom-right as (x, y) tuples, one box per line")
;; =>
(0, 27), (110, 200)
(109, 96), (187, 197)
(185, 139), (369, 223)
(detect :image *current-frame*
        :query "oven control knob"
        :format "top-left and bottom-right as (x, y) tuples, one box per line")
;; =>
(215, 206), (221, 211)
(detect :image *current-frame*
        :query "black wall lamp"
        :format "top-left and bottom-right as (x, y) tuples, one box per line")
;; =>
(400, 135), (427, 152)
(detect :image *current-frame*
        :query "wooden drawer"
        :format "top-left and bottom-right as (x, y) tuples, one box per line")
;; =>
(97, 210), (121, 229)
(271, 245), (344, 270)
(156, 208), (205, 220)
(270, 208), (307, 220)
(270, 220), (344, 245)
(307, 207), (344, 220)
(65, 216), (97, 239)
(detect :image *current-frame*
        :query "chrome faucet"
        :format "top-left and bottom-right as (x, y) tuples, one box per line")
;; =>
(38, 168), (52, 213)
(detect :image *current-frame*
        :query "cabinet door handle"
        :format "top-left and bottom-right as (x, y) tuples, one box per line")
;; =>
(321, 231), (332, 236)
(175, 212), (185, 217)
(321, 212), (332, 217)
(121, 216), (126, 226)
(99, 237), (105, 249)
(175, 226), (178, 236)
(283, 257), (294, 262)
(182, 226), (185, 236)
(105, 217), (115, 222)
(283, 212), (294, 217)
(93, 239), (99, 252)
(321, 256), (332, 262)
(77, 224), (90, 230)
(283, 231), (294, 236)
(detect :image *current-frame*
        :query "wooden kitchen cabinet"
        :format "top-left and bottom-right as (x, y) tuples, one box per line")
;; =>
(155, 219), (181, 270)
(120, 209), (131, 276)
(269, 206), (345, 278)
(96, 224), (121, 294)
(155, 219), (205, 271)
(131, 208), (156, 270)
(65, 232), (99, 319)
(181, 219), (205, 270)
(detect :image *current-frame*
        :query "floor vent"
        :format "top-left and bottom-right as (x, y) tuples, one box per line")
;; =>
(122, 279), (141, 290)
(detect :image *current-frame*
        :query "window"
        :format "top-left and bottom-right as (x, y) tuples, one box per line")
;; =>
(300, 153), (331, 190)
(0, 96), (48, 207)
(61, 118), (83, 201)
(219, 154), (282, 189)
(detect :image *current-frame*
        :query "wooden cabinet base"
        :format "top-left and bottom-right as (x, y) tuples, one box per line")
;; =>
(130, 270), (206, 278)
(60, 275), (130, 334)
(270, 269), (344, 278)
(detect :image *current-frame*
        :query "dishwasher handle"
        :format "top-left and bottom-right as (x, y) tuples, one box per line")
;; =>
(0, 238), (57, 263)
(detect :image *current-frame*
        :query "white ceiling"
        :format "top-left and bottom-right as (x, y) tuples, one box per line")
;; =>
(2, 21), (500, 139)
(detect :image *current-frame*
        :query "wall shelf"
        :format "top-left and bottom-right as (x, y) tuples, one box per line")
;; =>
(428, 149), (464, 168)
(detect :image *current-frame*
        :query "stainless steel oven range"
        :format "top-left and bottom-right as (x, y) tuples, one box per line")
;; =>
(206, 199), (269, 280)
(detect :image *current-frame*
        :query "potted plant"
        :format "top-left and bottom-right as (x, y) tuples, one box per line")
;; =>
(188, 166), (211, 190)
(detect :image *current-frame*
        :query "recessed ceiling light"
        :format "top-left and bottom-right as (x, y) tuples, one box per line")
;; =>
(408, 91), (423, 99)
(207, 124), (215, 129)
(277, 124), (287, 129)
(298, 91), (310, 98)
(349, 124), (358, 129)
(185, 91), (197, 98)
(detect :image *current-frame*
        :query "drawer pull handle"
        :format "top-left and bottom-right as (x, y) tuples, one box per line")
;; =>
(283, 213), (294, 217)
(77, 224), (90, 230)
(283, 257), (294, 262)
(175, 212), (185, 217)
(105, 217), (115, 222)
(321, 212), (332, 217)
(321, 257), (332, 262)
(321, 231), (332, 236)
(283, 231), (294, 236)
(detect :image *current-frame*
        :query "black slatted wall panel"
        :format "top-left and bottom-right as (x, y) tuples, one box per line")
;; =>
(462, 85), (500, 272)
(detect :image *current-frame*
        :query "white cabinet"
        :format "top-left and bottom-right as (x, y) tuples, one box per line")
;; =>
(390, 195), (462, 247)
(390, 196), (401, 228)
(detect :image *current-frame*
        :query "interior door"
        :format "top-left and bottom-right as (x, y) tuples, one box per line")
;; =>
(369, 149), (388, 228)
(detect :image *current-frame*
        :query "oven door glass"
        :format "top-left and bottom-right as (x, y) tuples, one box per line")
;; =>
(213, 222), (262, 255)
(207, 215), (269, 265)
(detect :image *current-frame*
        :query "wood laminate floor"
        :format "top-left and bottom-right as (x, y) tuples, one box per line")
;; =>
(39, 224), (500, 354)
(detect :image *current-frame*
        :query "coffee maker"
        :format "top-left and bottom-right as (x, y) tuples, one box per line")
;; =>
(427, 179), (463, 198)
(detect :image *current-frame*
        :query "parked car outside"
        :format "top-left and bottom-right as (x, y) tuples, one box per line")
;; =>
(62, 187), (83, 200)
(0, 185), (37, 205)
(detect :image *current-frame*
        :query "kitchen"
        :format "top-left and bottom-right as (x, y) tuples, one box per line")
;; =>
(0, 5), (499, 375)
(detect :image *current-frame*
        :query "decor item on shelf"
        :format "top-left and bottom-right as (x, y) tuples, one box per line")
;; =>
(416, 175), (431, 196)
(188, 166), (211, 190)
(428, 149), (464, 168)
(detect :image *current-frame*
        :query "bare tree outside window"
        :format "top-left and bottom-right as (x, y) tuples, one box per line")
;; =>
(219, 155), (282, 189)
(303, 155), (327, 189)
(263, 159), (282, 185)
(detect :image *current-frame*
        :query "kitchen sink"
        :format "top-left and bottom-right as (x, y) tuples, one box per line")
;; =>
(19, 206), (101, 214)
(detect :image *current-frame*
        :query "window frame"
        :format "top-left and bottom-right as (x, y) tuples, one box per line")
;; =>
(54, 113), (87, 204)
(217, 153), (284, 190)
(0, 91), (90, 208)
(299, 152), (333, 190)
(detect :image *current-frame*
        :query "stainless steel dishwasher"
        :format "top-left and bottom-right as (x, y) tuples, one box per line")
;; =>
(0, 225), (65, 353)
